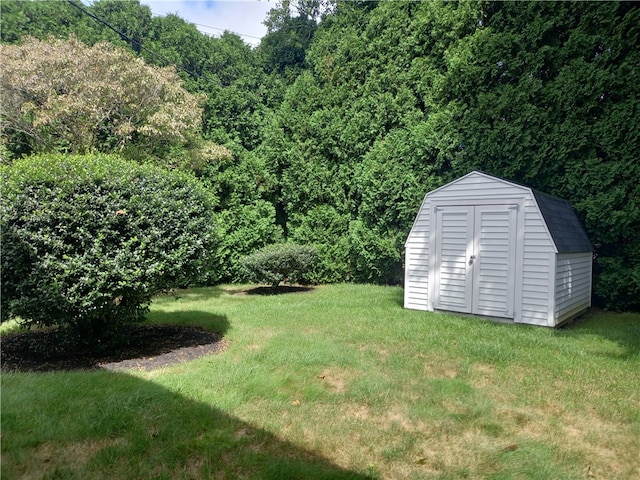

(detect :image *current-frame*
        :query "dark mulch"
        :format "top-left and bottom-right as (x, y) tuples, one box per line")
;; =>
(245, 285), (314, 295)
(0, 324), (226, 373)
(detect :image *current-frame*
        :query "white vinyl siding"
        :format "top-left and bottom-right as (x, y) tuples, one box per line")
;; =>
(519, 197), (555, 326)
(426, 176), (527, 204)
(555, 253), (592, 322)
(404, 202), (431, 310)
(434, 207), (473, 313)
(404, 246), (429, 310)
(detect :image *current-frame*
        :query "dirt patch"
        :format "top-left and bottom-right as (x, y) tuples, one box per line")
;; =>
(35, 438), (126, 466)
(1, 324), (226, 373)
(420, 353), (459, 379)
(317, 367), (353, 393)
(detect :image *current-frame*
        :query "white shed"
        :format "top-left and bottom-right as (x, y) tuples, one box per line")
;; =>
(404, 171), (592, 327)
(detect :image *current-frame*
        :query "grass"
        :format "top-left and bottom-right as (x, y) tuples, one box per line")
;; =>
(2, 284), (639, 479)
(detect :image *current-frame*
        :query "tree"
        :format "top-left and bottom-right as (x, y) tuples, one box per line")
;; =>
(259, 0), (333, 77)
(0, 35), (203, 160)
(0, 154), (218, 344)
(0, 0), (85, 44)
(259, 1), (463, 282)
(259, 0), (639, 309)
(88, 0), (154, 55)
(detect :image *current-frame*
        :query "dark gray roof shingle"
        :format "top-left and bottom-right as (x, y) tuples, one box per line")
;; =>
(532, 190), (592, 253)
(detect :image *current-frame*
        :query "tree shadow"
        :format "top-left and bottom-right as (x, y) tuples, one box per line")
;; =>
(146, 309), (230, 334)
(558, 308), (640, 359)
(1, 313), (230, 373)
(246, 285), (315, 296)
(153, 285), (227, 302)
(1, 370), (372, 479)
(393, 287), (405, 307)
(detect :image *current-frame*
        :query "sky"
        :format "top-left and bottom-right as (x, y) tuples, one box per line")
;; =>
(139, 0), (277, 47)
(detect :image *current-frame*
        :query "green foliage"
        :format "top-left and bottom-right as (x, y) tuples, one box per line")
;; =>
(3, 0), (639, 309)
(593, 257), (640, 312)
(432, 1), (640, 309)
(240, 243), (317, 288)
(288, 205), (351, 283)
(215, 201), (284, 283)
(259, 0), (331, 78)
(0, 0), (85, 43)
(0, 154), (218, 342)
(0, 35), (203, 160)
(348, 221), (403, 285)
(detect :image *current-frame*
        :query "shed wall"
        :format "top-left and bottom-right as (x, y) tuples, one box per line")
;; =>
(555, 252), (592, 324)
(404, 198), (431, 310)
(426, 174), (529, 204)
(519, 198), (556, 326)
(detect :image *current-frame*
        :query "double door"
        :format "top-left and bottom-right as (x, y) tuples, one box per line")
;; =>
(434, 205), (517, 318)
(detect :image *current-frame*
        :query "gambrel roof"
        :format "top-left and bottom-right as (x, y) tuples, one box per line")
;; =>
(532, 190), (592, 253)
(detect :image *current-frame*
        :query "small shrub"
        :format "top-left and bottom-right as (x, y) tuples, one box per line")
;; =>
(240, 243), (317, 289)
(0, 154), (218, 346)
(213, 201), (283, 283)
(288, 206), (352, 283)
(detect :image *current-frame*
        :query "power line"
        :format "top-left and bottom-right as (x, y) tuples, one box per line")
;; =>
(65, 0), (199, 77)
(146, 11), (263, 46)
(192, 22), (262, 44)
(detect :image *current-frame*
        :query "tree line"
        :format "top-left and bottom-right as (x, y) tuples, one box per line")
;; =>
(1, 0), (638, 311)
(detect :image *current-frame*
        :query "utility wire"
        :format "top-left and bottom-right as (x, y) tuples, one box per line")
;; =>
(146, 13), (263, 46)
(190, 22), (262, 40)
(65, 0), (199, 78)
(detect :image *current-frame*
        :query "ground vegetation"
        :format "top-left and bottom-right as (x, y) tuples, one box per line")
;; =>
(1, 0), (638, 309)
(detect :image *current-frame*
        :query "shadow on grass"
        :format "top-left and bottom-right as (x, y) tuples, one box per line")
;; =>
(1, 313), (230, 373)
(559, 309), (640, 359)
(153, 285), (227, 302)
(146, 310), (230, 334)
(392, 286), (405, 307)
(1, 370), (371, 479)
(246, 285), (315, 296)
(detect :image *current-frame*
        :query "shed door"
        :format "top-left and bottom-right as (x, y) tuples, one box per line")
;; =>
(434, 205), (517, 318)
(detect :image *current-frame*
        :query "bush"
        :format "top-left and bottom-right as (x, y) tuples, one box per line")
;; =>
(240, 243), (317, 289)
(0, 154), (218, 345)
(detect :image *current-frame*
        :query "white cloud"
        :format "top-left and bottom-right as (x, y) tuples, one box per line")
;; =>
(140, 0), (277, 47)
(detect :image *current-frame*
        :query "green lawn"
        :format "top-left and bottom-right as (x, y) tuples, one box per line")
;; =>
(2, 284), (639, 479)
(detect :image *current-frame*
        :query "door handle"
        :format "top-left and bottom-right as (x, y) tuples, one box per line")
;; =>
(469, 255), (476, 265)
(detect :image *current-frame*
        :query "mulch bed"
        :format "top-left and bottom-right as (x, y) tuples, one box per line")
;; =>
(245, 285), (314, 295)
(0, 324), (226, 373)
(1, 287), (314, 373)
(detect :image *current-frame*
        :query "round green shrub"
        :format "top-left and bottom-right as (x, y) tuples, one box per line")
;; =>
(0, 154), (218, 342)
(288, 206), (352, 283)
(213, 200), (283, 283)
(239, 243), (317, 289)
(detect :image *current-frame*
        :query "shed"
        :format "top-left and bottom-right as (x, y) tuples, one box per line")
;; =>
(404, 171), (592, 327)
